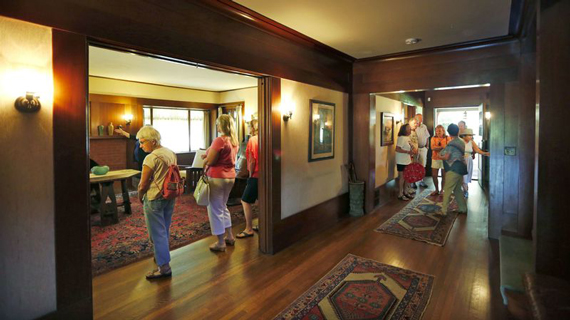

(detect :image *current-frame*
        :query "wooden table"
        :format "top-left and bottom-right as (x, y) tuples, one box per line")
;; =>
(178, 165), (203, 193)
(90, 169), (140, 226)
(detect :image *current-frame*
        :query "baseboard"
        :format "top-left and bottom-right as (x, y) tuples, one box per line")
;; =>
(273, 193), (349, 253)
(38, 298), (93, 320)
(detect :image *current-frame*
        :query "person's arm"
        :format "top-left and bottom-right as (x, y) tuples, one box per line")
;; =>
(471, 141), (490, 156)
(138, 164), (154, 203)
(115, 128), (131, 139)
(203, 147), (220, 167)
(431, 138), (444, 151)
(439, 148), (451, 160)
(395, 146), (413, 154)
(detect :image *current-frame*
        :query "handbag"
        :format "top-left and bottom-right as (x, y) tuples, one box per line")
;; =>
(193, 173), (210, 206)
(403, 162), (426, 183)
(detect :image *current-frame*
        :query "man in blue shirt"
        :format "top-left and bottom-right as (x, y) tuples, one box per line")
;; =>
(439, 124), (468, 215)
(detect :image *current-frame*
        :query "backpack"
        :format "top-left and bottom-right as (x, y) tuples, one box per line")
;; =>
(153, 154), (184, 200)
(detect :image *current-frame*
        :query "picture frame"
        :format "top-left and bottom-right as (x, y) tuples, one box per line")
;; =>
(380, 112), (395, 146)
(309, 100), (335, 162)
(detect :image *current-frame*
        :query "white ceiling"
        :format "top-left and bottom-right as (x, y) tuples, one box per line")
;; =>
(235, 0), (512, 58)
(88, 46), (258, 91)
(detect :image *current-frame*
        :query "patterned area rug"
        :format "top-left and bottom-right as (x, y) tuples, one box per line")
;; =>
(274, 254), (434, 320)
(91, 193), (255, 276)
(375, 189), (459, 246)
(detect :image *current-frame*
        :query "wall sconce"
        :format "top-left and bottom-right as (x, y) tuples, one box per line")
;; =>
(485, 112), (492, 120)
(15, 92), (41, 113)
(395, 112), (403, 124)
(282, 108), (293, 122)
(123, 114), (133, 125)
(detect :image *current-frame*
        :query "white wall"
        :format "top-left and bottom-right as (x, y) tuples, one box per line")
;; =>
(375, 95), (402, 187)
(89, 76), (220, 103)
(0, 17), (56, 319)
(281, 79), (349, 219)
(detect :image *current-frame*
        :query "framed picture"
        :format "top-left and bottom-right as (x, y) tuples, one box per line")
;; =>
(309, 100), (335, 162)
(380, 112), (395, 146)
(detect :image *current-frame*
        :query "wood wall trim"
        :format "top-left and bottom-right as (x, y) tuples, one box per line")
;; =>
(198, 0), (356, 64)
(89, 75), (229, 93)
(0, 0), (351, 92)
(53, 30), (93, 318)
(89, 94), (219, 110)
(258, 77), (281, 254)
(273, 193), (349, 253)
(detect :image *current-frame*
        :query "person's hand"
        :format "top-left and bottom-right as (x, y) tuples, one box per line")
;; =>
(201, 154), (207, 159)
(138, 194), (144, 204)
(115, 128), (129, 138)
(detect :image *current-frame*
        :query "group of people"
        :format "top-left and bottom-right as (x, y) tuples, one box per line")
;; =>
(129, 114), (259, 280)
(396, 115), (490, 215)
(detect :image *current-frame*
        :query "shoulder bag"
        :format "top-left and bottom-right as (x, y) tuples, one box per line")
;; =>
(193, 168), (210, 206)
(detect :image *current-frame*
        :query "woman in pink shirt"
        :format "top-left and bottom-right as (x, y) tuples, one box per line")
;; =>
(202, 114), (239, 252)
(237, 119), (259, 239)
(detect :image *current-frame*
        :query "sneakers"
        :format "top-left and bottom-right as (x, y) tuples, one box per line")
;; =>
(411, 183), (418, 189)
(419, 181), (429, 188)
(464, 191), (469, 198)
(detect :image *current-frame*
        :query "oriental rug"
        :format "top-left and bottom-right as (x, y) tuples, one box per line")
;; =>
(274, 254), (434, 320)
(375, 189), (459, 246)
(91, 193), (256, 276)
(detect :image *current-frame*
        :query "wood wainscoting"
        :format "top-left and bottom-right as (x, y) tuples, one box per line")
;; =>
(273, 193), (350, 253)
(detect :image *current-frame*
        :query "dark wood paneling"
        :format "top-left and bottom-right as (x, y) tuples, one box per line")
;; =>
(352, 93), (375, 213)
(52, 30), (92, 318)
(425, 87), (488, 108)
(258, 77), (281, 254)
(0, 0), (351, 92)
(354, 41), (520, 94)
(535, 0), (570, 281)
(488, 83), (505, 239)
(273, 193), (349, 253)
(374, 180), (399, 208)
(502, 82), (520, 232)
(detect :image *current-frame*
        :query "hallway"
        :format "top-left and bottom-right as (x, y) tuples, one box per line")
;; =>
(93, 182), (507, 319)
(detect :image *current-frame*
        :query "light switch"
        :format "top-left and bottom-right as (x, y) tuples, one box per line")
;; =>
(504, 147), (517, 156)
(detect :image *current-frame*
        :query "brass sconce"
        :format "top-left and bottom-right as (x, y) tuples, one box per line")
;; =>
(15, 92), (41, 113)
(282, 110), (293, 122)
(123, 114), (133, 126)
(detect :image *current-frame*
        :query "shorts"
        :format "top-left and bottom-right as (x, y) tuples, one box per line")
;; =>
(241, 177), (258, 204)
(432, 159), (444, 169)
(397, 164), (408, 172)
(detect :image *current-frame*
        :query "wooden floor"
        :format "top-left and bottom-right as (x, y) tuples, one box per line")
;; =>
(93, 182), (509, 319)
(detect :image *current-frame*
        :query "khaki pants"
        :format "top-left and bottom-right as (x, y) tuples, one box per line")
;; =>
(442, 171), (467, 214)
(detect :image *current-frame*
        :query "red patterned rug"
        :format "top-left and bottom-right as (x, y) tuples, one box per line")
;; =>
(91, 193), (255, 276)
(274, 254), (434, 320)
(375, 189), (459, 246)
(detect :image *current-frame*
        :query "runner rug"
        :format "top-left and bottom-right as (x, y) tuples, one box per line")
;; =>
(91, 193), (256, 276)
(375, 189), (459, 246)
(274, 254), (434, 320)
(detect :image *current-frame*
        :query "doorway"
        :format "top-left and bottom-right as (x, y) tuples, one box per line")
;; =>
(87, 44), (264, 277)
(434, 106), (483, 180)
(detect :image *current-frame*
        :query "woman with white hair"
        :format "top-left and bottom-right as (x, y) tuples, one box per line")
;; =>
(201, 114), (239, 252)
(136, 126), (177, 279)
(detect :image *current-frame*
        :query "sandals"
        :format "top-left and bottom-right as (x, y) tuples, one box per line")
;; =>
(252, 225), (259, 232)
(430, 191), (440, 196)
(209, 242), (227, 252)
(225, 238), (236, 246)
(398, 195), (411, 201)
(236, 231), (254, 239)
(145, 267), (172, 280)
(404, 193), (415, 199)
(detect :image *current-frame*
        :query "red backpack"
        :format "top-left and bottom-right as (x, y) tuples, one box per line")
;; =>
(154, 154), (184, 200)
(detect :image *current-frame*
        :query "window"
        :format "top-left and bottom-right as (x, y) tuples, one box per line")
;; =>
(143, 106), (208, 153)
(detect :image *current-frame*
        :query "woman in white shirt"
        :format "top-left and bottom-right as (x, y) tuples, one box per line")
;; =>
(395, 124), (417, 200)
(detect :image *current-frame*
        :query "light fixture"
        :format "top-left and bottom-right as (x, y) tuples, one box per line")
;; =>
(283, 109), (293, 122)
(405, 38), (421, 45)
(123, 114), (133, 125)
(395, 113), (402, 124)
(15, 92), (41, 113)
(485, 112), (492, 120)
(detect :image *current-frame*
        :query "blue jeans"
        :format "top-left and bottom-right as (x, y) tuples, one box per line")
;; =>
(144, 197), (175, 266)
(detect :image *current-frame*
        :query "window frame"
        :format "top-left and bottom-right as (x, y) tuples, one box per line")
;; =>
(143, 105), (208, 153)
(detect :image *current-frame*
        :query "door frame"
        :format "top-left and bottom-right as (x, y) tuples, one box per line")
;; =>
(52, 30), (278, 318)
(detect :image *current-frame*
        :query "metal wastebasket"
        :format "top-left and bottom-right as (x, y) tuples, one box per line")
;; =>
(349, 180), (365, 217)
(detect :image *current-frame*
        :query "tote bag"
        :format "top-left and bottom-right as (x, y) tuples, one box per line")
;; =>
(193, 174), (210, 206)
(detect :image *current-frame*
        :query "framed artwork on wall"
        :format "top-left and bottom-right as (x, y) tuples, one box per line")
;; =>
(381, 112), (395, 146)
(309, 100), (335, 162)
